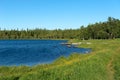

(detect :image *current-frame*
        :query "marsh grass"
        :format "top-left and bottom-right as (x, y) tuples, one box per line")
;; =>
(0, 39), (120, 80)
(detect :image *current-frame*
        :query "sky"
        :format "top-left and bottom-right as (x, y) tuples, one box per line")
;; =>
(0, 0), (120, 30)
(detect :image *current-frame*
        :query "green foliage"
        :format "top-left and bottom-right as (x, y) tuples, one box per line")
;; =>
(0, 17), (120, 79)
(0, 17), (120, 40)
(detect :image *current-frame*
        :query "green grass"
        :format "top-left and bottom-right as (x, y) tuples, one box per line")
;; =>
(0, 39), (120, 80)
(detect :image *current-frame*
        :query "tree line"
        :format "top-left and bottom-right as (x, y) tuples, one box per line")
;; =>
(0, 17), (120, 40)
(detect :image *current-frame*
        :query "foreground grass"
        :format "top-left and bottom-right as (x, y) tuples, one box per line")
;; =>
(0, 39), (120, 80)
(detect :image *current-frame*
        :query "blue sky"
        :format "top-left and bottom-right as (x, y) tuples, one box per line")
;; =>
(0, 0), (120, 30)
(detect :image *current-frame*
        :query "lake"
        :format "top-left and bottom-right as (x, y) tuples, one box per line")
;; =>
(0, 40), (91, 66)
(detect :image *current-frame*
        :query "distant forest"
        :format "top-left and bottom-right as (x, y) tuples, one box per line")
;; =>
(0, 17), (120, 40)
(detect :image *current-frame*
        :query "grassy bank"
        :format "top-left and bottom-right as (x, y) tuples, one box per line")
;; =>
(0, 39), (120, 80)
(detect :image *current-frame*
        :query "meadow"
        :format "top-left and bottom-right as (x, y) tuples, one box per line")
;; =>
(0, 39), (120, 80)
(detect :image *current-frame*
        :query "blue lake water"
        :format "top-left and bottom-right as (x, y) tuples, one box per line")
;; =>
(0, 40), (91, 66)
